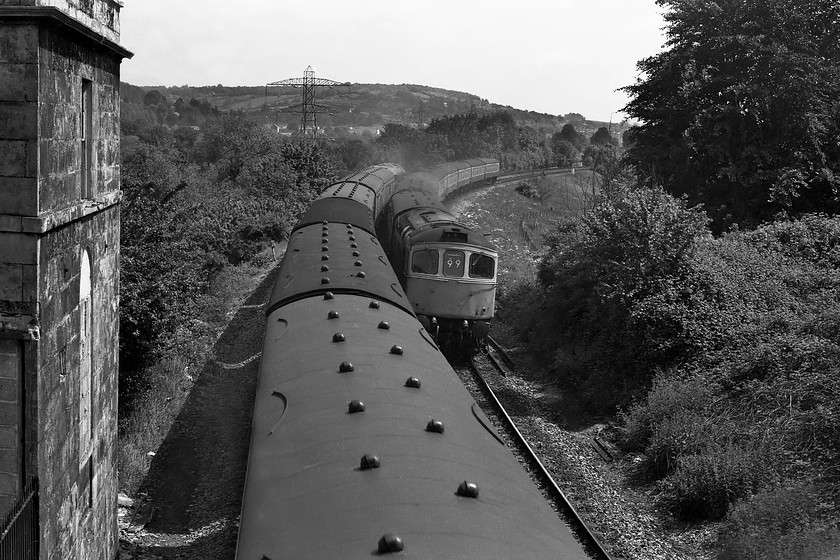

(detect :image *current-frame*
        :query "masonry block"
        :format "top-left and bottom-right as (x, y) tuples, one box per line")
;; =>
(0, 472), (18, 496)
(0, 23), (37, 65)
(0, 341), (19, 378)
(0, 425), (17, 448)
(0, 177), (37, 215)
(0, 102), (37, 140)
(0, 231), (37, 264)
(0, 140), (29, 177)
(0, 376), (17, 402)
(0, 62), (37, 102)
(0, 263), (23, 300)
(0, 445), (18, 473)
(0, 401), (18, 425)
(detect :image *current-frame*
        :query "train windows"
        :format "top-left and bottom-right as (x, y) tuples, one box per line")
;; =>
(469, 254), (495, 279)
(442, 250), (465, 277)
(411, 249), (439, 274)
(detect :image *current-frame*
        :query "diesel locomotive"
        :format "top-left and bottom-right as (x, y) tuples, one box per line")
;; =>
(235, 163), (589, 559)
(375, 158), (500, 351)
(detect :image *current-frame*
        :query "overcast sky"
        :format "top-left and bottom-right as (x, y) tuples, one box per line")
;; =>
(119, 1), (667, 123)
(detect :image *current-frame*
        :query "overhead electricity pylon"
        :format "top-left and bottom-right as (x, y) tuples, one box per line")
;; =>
(267, 65), (350, 136)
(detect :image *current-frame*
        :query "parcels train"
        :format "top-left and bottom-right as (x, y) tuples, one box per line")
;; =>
(235, 162), (590, 559)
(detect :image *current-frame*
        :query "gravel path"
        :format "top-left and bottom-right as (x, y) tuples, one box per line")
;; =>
(120, 269), (278, 560)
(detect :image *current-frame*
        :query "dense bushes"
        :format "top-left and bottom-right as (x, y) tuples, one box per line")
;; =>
(534, 183), (710, 408)
(376, 111), (554, 172)
(119, 117), (340, 405)
(507, 182), (840, 553)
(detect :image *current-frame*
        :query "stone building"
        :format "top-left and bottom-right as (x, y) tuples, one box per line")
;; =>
(0, 1), (130, 558)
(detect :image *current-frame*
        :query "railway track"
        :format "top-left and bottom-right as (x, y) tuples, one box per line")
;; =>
(454, 346), (613, 560)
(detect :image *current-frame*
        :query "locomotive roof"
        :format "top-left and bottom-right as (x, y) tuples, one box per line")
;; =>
(409, 223), (496, 250)
(294, 198), (376, 235)
(342, 163), (405, 191)
(388, 188), (495, 251)
(388, 189), (448, 217)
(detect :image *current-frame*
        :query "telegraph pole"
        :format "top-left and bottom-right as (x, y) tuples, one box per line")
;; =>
(267, 65), (349, 136)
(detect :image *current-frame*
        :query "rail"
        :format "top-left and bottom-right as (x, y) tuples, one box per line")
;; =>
(465, 358), (613, 560)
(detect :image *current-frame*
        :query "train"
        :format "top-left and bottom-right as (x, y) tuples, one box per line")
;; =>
(375, 158), (501, 352)
(235, 163), (589, 559)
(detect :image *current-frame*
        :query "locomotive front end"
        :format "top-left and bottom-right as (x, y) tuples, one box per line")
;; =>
(406, 228), (497, 350)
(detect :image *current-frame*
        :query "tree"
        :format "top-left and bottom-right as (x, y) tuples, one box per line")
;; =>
(550, 136), (578, 167)
(142, 89), (165, 106)
(583, 144), (622, 184)
(196, 115), (277, 180)
(340, 139), (374, 173)
(558, 123), (585, 151)
(590, 126), (615, 146)
(623, 0), (840, 231)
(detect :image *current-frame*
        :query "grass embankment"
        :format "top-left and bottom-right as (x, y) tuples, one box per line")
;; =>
(118, 250), (279, 495)
(457, 171), (598, 283)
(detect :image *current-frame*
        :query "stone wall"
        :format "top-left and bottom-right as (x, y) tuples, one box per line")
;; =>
(0, 1), (127, 558)
(0, 22), (38, 219)
(36, 208), (120, 560)
(1, 0), (122, 43)
(0, 15), (39, 516)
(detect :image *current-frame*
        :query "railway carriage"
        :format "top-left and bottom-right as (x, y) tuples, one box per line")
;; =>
(432, 157), (501, 200)
(236, 163), (590, 560)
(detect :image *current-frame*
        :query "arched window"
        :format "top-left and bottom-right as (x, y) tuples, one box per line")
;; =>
(79, 249), (93, 464)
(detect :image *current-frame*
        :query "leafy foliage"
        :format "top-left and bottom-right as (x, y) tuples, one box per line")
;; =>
(589, 126), (615, 146)
(536, 183), (710, 407)
(717, 484), (840, 560)
(623, 0), (840, 231)
(374, 110), (558, 172)
(119, 117), (339, 402)
(515, 173), (840, 529)
(550, 137), (579, 167)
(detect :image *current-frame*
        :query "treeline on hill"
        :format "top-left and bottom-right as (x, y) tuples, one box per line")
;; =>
(121, 81), (616, 140)
(505, 1), (840, 558)
(377, 112), (620, 172)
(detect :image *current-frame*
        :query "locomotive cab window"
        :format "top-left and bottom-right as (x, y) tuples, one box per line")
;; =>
(411, 249), (439, 274)
(469, 254), (495, 279)
(442, 250), (465, 277)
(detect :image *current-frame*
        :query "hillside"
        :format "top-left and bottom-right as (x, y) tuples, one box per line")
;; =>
(121, 82), (625, 139)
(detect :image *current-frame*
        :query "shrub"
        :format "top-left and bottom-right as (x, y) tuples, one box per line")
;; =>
(666, 440), (779, 520)
(515, 182), (540, 199)
(717, 483), (840, 560)
(536, 184), (711, 410)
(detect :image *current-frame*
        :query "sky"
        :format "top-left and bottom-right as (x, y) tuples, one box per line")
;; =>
(119, 1), (668, 123)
